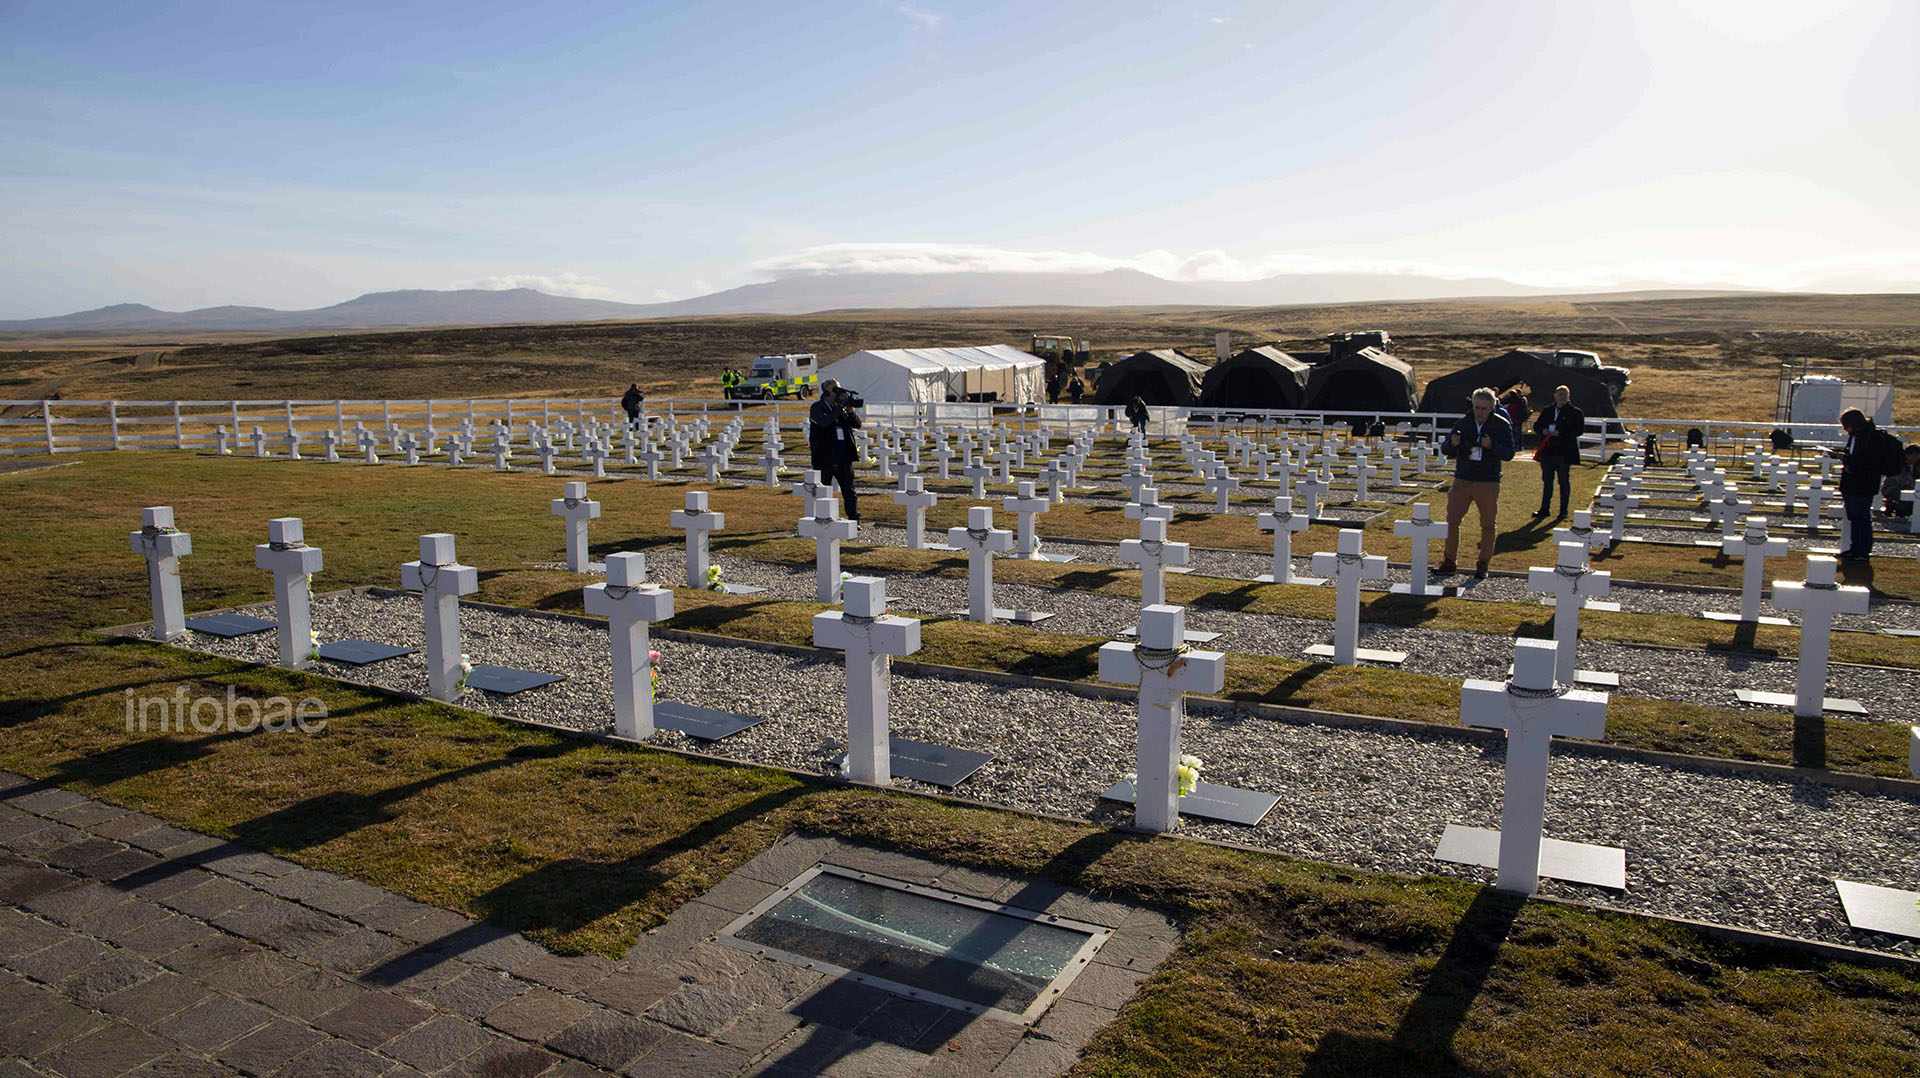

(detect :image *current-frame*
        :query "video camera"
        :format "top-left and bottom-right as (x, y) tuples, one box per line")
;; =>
(834, 387), (865, 410)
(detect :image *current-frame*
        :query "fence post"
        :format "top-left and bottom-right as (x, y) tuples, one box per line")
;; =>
(382, 400), (391, 430)
(43, 402), (55, 454)
(426, 399), (435, 430)
(109, 401), (121, 450)
(543, 400), (551, 425)
(173, 402), (183, 449)
(336, 401), (345, 437)
(284, 400), (294, 438)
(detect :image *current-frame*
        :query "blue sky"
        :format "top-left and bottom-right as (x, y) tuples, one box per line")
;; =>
(2, 0), (1916, 316)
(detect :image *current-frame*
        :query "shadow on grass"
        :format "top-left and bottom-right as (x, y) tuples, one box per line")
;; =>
(669, 598), (804, 634)
(1298, 887), (1526, 1076)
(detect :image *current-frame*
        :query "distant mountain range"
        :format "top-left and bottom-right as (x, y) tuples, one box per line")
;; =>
(0, 270), (1772, 332)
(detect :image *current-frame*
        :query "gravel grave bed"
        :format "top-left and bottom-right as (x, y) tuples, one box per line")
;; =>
(620, 545), (1920, 720)
(1604, 523), (1919, 555)
(169, 591), (1920, 959)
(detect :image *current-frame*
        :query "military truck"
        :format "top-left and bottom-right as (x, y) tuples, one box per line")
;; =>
(1547, 349), (1631, 406)
(729, 353), (820, 400)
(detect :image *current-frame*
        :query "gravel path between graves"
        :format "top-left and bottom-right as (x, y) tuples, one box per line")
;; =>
(620, 547), (1920, 722)
(1595, 520), (1919, 555)
(172, 592), (1920, 958)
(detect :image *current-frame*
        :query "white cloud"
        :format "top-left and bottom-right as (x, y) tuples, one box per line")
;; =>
(897, 4), (943, 30)
(469, 272), (618, 299)
(751, 242), (1920, 292)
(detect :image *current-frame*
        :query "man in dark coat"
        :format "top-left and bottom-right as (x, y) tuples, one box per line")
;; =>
(1833, 408), (1902, 560)
(1531, 384), (1586, 519)
(620, 384), (644, 427)
(1439, 386), (1516, 579)
(808, 379), (863, 521)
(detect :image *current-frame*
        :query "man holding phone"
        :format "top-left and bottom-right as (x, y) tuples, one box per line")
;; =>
(1438, 386), (1516, 579)
(808, 379), (864, 521)
(1532, 384), (1586, 520)
(1831, 407), (1902, 561)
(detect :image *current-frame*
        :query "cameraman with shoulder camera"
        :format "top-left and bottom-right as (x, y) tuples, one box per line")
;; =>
(808, 379), (864, 521)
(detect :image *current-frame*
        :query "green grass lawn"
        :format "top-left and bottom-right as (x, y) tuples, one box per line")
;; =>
(3, 451), (1917, 1076)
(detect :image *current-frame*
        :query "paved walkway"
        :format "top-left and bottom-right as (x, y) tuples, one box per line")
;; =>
(0, 772), (742, 1076)
(0, 775), (1157, 1077)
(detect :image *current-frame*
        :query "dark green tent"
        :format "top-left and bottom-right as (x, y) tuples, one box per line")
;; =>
(1417, 350), (1617, 419)
(1303, 347), (1415, 414)
(1093, 349), (1208, 407)
(1197, 346), (1311, 410)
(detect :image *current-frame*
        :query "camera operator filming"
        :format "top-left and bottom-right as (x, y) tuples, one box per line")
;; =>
(808, 379), (864, 521)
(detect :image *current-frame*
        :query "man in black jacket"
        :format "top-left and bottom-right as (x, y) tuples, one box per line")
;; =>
(1833, 408), (1902, 560)
(620, 384), (644, 428)
(808, 379), (862, 521)
(1531, 384), (1586, 519)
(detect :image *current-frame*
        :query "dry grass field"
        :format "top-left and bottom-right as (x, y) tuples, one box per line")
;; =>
(3, 292), (1915, 423)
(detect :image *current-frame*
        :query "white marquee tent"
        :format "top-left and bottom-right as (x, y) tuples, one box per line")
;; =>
(817, 345), (1045, 405)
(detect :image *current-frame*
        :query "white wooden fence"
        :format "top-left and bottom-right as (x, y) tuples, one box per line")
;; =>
(1, 396), (1907, 457)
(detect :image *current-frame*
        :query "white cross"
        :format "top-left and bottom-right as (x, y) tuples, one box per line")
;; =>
(813, 577), (922, 786)
(872, 445), (894, 480)
(699, 445), (724, 483)
(361, 432), (380, 464)
(1097, 605), (1226, 833)
(791, 468), (828, 510)
(1256, 495), (1317, 585)
(1038, 460), (1067, 504)
(1385, 450), (1405, 487)
(962, 459), (994, 499)
(1460, 638), (1610, 894)
(797, 497), (859, 602)
(214, 425), (232, 455)
(536, 438), (558, 475)
(1393, 503), (1448, 595)
(550, 481), (601, 573)
(446, 438), (463, 468)
(1205, 466), (1240, 513)
(250, 426), (269, 458)
(1716, 517), (1790, 623)
(1294, 474), (1329, 521)
(492, 438), (512, 471)
(1270, 449), (1296, 490)
(584, 439), (609, 478)
(1411, 442), (1435, 476)
(284, 429), (303, 461)
(1717, 494), (1749, 540)
(1528, 541), (1612, 686)
(1551, 510), (1608, 557)
(893, 477), (938, 550)
(254, 518), (324, 670)
(1120, 467), (1154, 503)
(947, 506), (1014, 623)
(1778, 467), (1803, 513)
(1802, 478), (1833, 532)
(1350, 457), (1378, 502)
(1003, 481), (1052, 559)
(1121, 516), (1190, 607)
(1308, 529), (1392, 665)
(1595, 483), (1639, 546)
(130, 507), (193, 642)
(1771, 556), (1870, 717)
(583, 552), (674, 740)
(320, 430), (340, 463)
(401, 533), (480, 702)
(1125, 486), (1173, 523)
(669, 491), (725, 589)
(760, 445), (785, 486)
(403, 433), (425, 466)
(1251, 443), (1273, 482)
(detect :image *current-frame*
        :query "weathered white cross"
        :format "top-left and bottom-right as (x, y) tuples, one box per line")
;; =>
(813, 576), (922, 785)
(1205, 466), (1240, 513)
(1595, 483), (1640, 546)
(401, 533), (480, 702)
(1120, 515), (1190, 607)
(1459, 638), (1610, 894)
(797, 496), (859, 602)
(1392, 502), (1448, 595)
(893, 476), (939, 550)
(1125, 485), (1174, 523)
(1707, 516), (1791, 624)
(962, 459), (994, 499)
(583, 552), (674, 739)
(1256, 495), (1318, 585)
(1527, 541), (1614, 686)
(130, 507), (193, 642)
(254, 518), (324, 669)
(320, 429), (340, 463)
(669, 491), (725, 589)
(249, 426), (269, 458)
(1097, 605), (1226, 833)
(1294, 474), (1329, 521)
(1002, 481), (1052, 559)
(1350, 457), (1378, 502)
(1763, 556), (1870, 717)
(1307, 529), (1398, 665)
(549, 481), (601, 573)
(947, 506), (1014, 623)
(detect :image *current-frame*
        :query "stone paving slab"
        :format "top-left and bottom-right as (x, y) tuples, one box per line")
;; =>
(0, 780), (1170, 1076)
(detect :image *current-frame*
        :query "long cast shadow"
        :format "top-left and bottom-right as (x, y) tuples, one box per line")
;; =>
(1298, 887), (1527, 1076)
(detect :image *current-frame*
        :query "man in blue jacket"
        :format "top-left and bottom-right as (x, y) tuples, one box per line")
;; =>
(1438, 387), (1516, 579)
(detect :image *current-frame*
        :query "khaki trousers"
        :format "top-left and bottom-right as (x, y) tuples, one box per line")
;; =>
(1443, 479), (1501, 567)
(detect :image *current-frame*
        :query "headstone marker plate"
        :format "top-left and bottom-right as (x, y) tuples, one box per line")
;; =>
(655, 701), (767, 740)
(1099, 779), (1279, 826)
(316, 640), (418, 665)
(720, 583), (768, 596)
(1701, 611), (1791, 626)
(1304, 643), (1407, 665)
(834, 737), (994, 788)
(1433, 824), (1626, 890)
(464, 665), (565, 695)
(184, 613), (277, 638)
(948, 608), (1055, 624)
(1733, 689), (1867, 715)
(1834, 880), (1920, 939)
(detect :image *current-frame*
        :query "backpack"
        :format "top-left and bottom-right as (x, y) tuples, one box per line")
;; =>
(1876, 429), (1904, 476)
